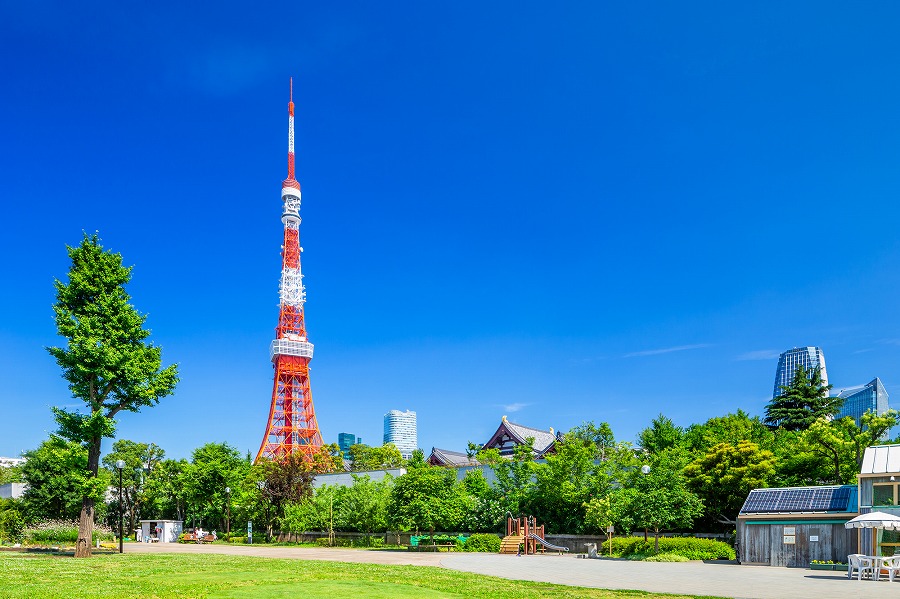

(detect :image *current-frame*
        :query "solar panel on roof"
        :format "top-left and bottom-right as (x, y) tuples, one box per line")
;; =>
(740, 486), (853, 514)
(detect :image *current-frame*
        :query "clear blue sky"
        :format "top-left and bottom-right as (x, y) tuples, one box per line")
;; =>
(3, 2), (900, 460)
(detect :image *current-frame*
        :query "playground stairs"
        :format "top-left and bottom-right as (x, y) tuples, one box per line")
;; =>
(500, 534), (524, 554)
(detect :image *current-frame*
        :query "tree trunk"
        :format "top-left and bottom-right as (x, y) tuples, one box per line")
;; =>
(75, 436), (102, 558)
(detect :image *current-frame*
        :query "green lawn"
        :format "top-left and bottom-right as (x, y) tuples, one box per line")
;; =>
(0, 552), (724, 599)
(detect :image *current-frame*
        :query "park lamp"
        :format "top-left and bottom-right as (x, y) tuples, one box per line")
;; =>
(225, 486), (231, 536)
(641, 465), (651, 475)
(115, 460), (126, 554)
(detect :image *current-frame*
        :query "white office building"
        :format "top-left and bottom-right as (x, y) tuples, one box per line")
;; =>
(383, 409), (418, 460)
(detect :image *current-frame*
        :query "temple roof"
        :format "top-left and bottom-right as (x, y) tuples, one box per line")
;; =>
(483, 417), (557, 455)
(427, 447), (479, 467)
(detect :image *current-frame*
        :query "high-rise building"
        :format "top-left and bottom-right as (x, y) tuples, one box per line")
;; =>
(338, 433), (362, 459)
(773, 347), (828, 398)
(833, 378), (891, 434)
(383, 410), (417, 460)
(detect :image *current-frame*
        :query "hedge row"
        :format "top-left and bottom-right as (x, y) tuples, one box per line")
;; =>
(463, 533), (501, 552)
(601, 536), (735, 560)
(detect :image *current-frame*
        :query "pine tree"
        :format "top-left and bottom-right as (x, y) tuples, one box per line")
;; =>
(763, 364), (839, 431)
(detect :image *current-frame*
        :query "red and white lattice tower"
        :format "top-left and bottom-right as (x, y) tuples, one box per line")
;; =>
(256, 79), (324, 462)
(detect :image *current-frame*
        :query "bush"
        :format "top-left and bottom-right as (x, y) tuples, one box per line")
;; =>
(227, 536), (247, 544)
(0, 510), (25, 543)
(463, 533), (500, 553)
(600, 536), (735, 561)
(25, 520), (114, 545)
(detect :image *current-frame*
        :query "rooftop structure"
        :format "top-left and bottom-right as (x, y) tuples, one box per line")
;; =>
(427, 448), (479, 467)
(482, 416), (559, 457)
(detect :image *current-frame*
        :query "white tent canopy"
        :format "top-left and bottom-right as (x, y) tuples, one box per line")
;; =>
(844, 511), (900, 530)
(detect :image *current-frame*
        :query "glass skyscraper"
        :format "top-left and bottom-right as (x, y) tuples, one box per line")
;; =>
(833, 378), (890, 433)
(773, 346), (828, 398)
(337, 432), (361, 460)
(383, 409), (417, 460)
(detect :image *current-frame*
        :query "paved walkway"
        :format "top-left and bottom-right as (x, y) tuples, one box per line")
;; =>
(127, 543), (900, 598)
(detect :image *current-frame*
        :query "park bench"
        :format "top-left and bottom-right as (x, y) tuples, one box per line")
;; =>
(182, 533), (216, 544)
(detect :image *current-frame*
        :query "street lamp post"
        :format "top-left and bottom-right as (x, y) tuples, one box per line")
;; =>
(640, 464), (650, 541)
(256, 480), (270, 543)
(225, 486), (231, 536)
(115, 459), (126, 554)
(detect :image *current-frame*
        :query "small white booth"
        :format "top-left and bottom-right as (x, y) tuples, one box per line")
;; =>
(139, 520), (183, 543)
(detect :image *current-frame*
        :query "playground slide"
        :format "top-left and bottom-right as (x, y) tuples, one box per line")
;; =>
(528, 533), (569, 552)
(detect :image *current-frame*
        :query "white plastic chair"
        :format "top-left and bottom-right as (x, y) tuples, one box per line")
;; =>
(878, 555), (900, 582)
(848, 554), (875, 580)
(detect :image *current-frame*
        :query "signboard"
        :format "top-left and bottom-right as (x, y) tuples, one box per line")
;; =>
(606, 526), (614, 533)
(810, 536), (819, 542)
(783, 535), (796, 544)
(783, 526), (795, 535)
(248, 521), (253, 544)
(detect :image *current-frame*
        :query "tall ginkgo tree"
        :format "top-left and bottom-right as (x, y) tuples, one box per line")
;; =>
(48, 233), (178, 557)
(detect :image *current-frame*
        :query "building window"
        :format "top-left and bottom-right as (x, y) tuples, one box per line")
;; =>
(874, 483), (897, 506)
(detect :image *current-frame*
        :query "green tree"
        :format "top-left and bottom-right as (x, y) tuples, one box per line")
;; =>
(47, 233), (178, 556)
(764, 364), (838, 431)
(20, 437), (110, 523)
(476, 443), (536, 517)
(609, 457), (703, 553)
(682, 410), (774, 454)
(460, 470), (504, 532)
(348, 444), (404, 471)
(183, 443), (249, 532)
(529, 434), (600, 533)
(143, 458), (189, 521)
(102, 440), (165, 535)
(569, 421), (616, 459)
(388, 467), (472, 536)
(683, 441), (775, 529)
(340, 475), (392, 538)
(802, 410), (900, 484)
(637, 415), (684, 455)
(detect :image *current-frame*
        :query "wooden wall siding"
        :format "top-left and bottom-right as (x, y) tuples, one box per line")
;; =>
(860, 479), (874, 507)
(739, 523), (857, 567)
(739, 523), (770, 564)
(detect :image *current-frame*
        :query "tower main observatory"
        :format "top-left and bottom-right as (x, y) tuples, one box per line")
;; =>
(256, 80), (324, 462)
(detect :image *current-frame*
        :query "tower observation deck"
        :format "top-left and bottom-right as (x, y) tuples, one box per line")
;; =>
(255, 79), (324, 462)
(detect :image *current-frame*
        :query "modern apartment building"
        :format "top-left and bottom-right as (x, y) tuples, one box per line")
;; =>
(337, 432), (362, 459)
(833, 377), (891, 433)
(773, 346), (829, 398)
(383, 409), (417, 460)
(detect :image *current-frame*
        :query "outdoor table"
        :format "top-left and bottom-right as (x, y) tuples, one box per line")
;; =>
(865, 556), (896, 581)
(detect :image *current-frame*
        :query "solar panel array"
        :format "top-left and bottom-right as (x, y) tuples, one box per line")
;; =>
(740, 486), (852, 514)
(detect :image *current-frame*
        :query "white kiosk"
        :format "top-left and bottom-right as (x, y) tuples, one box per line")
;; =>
(139, 520), (183, 543)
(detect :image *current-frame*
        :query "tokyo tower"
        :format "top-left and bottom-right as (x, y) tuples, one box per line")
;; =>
(255, 79), (324, 462)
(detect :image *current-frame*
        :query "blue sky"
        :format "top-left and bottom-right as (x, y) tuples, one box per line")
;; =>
(3, 2), (900, 460)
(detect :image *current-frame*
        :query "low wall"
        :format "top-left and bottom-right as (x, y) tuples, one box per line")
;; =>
(272, 530), (731, 551)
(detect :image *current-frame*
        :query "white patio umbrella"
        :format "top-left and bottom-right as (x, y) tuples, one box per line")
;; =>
(845, 511), (900, 530)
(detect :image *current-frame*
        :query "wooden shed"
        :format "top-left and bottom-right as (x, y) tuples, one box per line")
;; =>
(737, 485), (858, 567)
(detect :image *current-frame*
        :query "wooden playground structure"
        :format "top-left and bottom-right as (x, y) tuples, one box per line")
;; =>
(500, 515), (569, 555)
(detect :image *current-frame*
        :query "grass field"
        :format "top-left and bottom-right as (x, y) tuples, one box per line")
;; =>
(0, 552), (724, 599)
